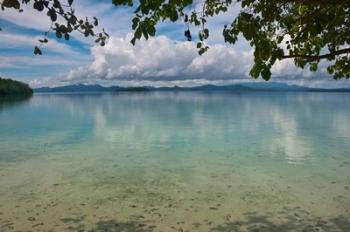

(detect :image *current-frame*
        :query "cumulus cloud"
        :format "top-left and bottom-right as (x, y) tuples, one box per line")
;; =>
(28, 33), (345, 88)
(60, 34), (253, 83)
(3, 0), (342, 88)
(58, 34), (329, 85)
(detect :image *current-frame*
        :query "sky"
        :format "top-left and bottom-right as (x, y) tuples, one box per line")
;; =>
(0, 0), (349, 88)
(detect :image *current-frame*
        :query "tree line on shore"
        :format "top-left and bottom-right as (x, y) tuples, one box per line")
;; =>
(0, 78), (33, 96)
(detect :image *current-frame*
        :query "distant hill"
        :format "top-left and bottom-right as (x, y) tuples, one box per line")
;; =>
(34, 84), (152, 93)
(34, 82), (350, 93)
(35, 84), (108, 93)
(0, 78), (33, 96)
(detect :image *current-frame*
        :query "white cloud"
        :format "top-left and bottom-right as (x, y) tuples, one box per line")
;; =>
(0, 55), (87, 68)
(271, 59), (313, 78)
(2, 0), (344, 88)
(0, 31), (81, 56)
(0, 4), (51, 31)
(0, 0), (133, 44)
(60, 34), (253, 83)
(28, 33), (347, 88)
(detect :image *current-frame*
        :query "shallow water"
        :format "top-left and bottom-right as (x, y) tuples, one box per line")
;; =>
(0, 92), (349, 232)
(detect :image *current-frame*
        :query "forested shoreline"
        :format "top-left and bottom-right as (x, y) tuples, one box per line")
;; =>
(0, 78), (33, 96)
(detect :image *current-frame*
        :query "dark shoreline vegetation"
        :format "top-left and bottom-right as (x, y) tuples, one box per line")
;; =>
(0, 78), (33, 96)
(34, 83), (350, 93)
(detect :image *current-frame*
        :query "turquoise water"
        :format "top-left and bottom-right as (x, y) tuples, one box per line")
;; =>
(0, 92), (349, 231)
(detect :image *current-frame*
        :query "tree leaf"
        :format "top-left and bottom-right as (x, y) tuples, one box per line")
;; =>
(34, 46), (42, 55)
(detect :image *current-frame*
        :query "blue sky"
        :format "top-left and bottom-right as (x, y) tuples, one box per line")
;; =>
(0, 0), (349, 88)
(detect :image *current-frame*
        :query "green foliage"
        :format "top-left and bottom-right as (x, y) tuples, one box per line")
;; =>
(1, 0), (109, 55)
(111, 0), (350, 80)
(0, 77), (33, 96)
(112, 0), (195, 45)
(2, 0), (350, 80)
(221, 0), (350, 80)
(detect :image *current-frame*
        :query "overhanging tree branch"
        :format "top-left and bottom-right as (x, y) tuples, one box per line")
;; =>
(282, 47), (350, 61)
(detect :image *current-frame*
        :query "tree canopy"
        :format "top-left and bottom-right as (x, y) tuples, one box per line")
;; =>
(0, 77), (33, 95)
(0, 0), (109, 54)
(1, 0), (350, 80)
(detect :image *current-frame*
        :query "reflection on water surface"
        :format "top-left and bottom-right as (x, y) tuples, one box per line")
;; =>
(0, 92), (349, 231)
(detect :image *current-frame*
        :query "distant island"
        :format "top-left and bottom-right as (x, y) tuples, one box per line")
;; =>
(34, 82), (350, 93)
(0, 78), (33, 96)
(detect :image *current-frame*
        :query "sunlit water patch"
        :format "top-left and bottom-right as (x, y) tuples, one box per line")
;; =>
(0, 92), (349, 231)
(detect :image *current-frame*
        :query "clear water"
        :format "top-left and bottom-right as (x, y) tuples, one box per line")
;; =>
(0, 92), (349, 232)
